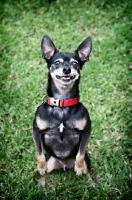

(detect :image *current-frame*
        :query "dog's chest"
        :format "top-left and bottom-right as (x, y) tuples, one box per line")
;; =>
(44, 121), (80, 159)
(44, 121), (80, 144)
(36, 104), (88, 159)
(59, 123), (65, 133)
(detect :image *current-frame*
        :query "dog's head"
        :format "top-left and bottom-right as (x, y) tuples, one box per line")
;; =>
(41, 35), (92, 88)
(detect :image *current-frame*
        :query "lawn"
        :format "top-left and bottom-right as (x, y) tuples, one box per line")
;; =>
(0, 0), (132, 199)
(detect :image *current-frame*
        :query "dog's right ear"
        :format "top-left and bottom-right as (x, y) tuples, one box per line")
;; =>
(75, 37), (92, 62)
(41, 35), (58, 60)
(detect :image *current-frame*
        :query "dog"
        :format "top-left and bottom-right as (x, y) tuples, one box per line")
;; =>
(33, 35), (92, 179)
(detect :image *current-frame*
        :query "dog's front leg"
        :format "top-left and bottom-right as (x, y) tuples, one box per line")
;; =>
(74, 129), (91, 176)
(33, 129), (47, 176)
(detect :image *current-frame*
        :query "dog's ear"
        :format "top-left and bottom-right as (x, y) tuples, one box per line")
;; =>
(41, 35), (58, 59)
(75, 37), (92, 62)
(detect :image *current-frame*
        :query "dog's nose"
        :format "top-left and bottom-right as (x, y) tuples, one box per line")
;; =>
(63, 66), (71, 74)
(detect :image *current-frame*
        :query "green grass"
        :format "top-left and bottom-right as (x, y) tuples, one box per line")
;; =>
(0, 0), (132, 199)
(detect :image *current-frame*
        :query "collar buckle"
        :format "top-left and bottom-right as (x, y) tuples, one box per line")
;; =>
(50, 98), (60, 106)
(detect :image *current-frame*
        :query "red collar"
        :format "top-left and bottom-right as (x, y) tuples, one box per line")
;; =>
(46, 96), (79, 107)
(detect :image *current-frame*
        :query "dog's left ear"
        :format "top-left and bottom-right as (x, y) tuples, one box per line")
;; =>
(41, 35), (58, 60)
(75, 37), (92, 62)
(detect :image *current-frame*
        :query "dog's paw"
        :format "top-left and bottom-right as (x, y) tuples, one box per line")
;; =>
(37, 165), (47, 176)
(37, 154), (47, 175)
(74, 160), (88, 176)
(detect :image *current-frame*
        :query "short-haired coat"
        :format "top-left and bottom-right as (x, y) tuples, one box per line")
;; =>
(33, 35), (92, 180)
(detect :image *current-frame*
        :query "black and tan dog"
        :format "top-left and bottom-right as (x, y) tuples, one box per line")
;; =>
(33, 35), (92, 178)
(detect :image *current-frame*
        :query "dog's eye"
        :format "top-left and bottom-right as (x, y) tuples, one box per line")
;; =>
(72, 61), (79, 67)
(54, 61), (60, 67)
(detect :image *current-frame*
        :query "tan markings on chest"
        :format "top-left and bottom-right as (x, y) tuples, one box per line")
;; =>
(36, 116), (48, 130)
(74, 117), (87, 130)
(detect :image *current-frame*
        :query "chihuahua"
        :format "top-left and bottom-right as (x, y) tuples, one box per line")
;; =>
(33, 35), (92, 178)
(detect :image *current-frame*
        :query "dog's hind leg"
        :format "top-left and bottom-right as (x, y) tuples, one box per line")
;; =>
(46, 153), (62, 173)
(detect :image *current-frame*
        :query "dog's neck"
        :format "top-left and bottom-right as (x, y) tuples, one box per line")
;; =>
(47, 74), (80, 99)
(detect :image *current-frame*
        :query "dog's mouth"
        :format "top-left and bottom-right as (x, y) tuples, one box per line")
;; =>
(56, 75), (76, 81)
